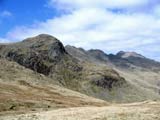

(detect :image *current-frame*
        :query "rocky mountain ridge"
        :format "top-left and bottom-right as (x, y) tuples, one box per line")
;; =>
(0, 34), (160, 103)
(66, 45), (160, 71)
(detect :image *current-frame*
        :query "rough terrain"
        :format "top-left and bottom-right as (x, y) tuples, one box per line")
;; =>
(0, 59), (107, 115)
(1, 101), (160, 120)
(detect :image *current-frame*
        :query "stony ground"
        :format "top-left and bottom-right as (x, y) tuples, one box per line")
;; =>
(1, 101), (160, 120)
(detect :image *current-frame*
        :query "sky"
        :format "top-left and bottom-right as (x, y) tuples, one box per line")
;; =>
(0, 0), (160, 61)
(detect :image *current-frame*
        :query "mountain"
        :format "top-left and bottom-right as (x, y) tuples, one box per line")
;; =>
(116, 51), (145, 59)
(65, 45), (160, 71)
(0, 34), (81, 76)
(0, 34), (160, 106)
(0, 34), (84, 90)
(0, 34), (129, 102)
(65, 45), (160, 101)
(65, 45), (110, 65)
(1, 34), (160, 119)
(116, 51), (160, 70)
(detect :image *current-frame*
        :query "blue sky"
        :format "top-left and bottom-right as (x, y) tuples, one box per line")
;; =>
(0, 0), (58, 37)
(0, 0), (160, 61)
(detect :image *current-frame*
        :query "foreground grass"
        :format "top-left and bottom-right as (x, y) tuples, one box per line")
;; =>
(0, 101), (160, 120)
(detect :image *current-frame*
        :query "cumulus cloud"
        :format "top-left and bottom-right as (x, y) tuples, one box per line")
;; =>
(1, 0), (160, 60)
(49, 0), (160, 13)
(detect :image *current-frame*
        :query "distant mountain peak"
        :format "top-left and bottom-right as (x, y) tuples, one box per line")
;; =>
(88, 49), (106, 54)
(87, 49), (109, 62)
(117, 51), (145, 59)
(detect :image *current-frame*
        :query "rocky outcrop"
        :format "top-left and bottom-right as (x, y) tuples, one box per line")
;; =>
(91, 72), (125, 90)
(0, 34), (82, 81)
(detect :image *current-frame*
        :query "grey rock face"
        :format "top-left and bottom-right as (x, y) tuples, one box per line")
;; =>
(0, 34), (80, 76)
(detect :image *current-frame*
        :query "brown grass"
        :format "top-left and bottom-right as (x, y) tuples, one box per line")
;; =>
(1, 101), (160, 120)
(0, 81), (107, 116)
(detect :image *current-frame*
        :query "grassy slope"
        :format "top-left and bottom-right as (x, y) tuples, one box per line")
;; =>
(0, 59), (107, 115)
(116, 68), (160, 101)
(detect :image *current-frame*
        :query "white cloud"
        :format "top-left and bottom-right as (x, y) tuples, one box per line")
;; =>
(0, 10), (12, 17)
(49, 0), (151, 10)
(1, 0), (160, 60)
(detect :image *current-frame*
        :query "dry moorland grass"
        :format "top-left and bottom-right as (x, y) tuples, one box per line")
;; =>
(0, 101), (160, 120)
(0, 81), (107, 116)
(0, 58), (107, 116)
